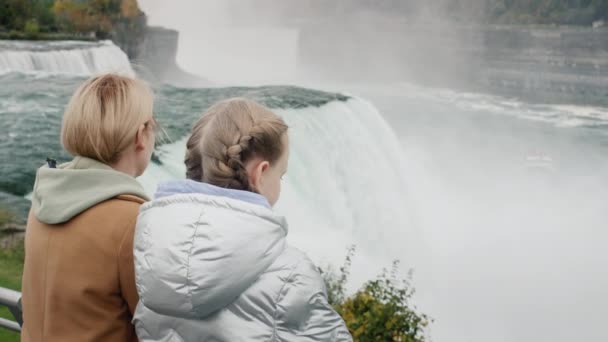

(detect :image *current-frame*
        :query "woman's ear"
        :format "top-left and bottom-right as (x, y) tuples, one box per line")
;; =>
(249, 160), (270, 192)
(134, 124), (147, 151)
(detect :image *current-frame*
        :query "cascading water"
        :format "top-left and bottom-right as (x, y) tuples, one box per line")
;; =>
(138, 97), (424, 287)
(0, 40), (134, 77)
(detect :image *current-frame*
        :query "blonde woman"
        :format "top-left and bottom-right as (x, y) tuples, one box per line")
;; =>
(20, 74), (156, 342)
(133, 98), (352, 341)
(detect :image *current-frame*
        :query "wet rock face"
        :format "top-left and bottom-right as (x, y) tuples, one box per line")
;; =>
(135, 26), (209, 87)
(111, 12), (148, 60)
(136, 27), (179, 81)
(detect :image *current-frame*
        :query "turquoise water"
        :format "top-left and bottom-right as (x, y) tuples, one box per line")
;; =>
(0, 72), (347, 219)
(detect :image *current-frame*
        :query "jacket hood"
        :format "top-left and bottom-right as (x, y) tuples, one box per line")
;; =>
(31, 156), (150, 224)
(135, 180), (287, 319)
(155, 179), (271, 208)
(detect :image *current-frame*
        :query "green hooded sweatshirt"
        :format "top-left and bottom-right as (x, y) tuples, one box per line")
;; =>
(31, 156), (150, 225)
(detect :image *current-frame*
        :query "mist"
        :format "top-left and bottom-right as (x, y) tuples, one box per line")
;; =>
(367, 85), (608, 342)
(138, 1), (608, 341)
(138, 0), (494, 86)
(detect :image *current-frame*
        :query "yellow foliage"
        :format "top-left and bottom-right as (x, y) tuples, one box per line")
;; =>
(323, 248), (431, 341)
(53, 0), (97, 33)
(121, 0), (140, 18)
(331, 273), (431, 341)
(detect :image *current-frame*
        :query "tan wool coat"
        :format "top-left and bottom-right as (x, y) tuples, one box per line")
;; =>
(20, 157), (149, 342)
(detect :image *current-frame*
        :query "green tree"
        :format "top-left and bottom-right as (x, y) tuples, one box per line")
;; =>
(0, 0), (56, 32)
(322, 247), (432, 342)
(23, 18), (39, 37)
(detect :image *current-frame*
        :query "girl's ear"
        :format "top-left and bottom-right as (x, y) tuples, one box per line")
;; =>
(134, 123), (147, 151)
(249, 160), (270, 192)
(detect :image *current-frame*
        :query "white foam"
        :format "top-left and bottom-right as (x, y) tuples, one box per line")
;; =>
(138, 97), (426, 289)
(0, 40), (134, 77)
(373, 82), (608, 129)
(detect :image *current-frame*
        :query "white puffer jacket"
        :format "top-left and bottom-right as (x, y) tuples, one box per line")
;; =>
(133, 180), (352, 342)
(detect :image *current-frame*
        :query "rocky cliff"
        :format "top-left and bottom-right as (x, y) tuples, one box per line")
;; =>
(135, 26), (208, 87)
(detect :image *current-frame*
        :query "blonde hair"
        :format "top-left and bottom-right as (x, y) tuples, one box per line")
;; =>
(185, 98), (288, 191)
(61, 74), (154, 164)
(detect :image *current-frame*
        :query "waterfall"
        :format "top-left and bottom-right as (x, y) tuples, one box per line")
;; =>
(0, 40), (134, 77)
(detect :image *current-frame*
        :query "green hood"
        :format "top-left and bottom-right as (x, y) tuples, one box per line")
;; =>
(32, 156), (150, 225)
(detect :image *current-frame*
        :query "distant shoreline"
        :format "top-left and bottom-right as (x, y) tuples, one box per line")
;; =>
(0, 32), (97, 42)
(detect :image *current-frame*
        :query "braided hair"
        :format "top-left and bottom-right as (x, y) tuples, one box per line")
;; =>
(185, 98), (288, 191)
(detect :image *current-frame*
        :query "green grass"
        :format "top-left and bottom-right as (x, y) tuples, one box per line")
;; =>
(0, 240), (24, 342)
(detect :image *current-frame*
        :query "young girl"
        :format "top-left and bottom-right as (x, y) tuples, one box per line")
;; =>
(20, 74), (156, 342)
(133, 98), (352, 341)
